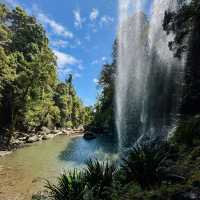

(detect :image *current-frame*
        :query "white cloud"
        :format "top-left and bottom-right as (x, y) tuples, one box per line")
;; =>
(74, 72), (82, 78)
(73, 9), (85, 29)
(100, 15), (114, 26)
(92, 60), (98, 65)
(93, 78), (99, 84)
(89, 8), (99, 21)
(53, 50), (79, 69)
(78, 64), (84, 70)
(102, 57), (107, 62)
(91, 57), (107, 65)
(38, 13), (73, 38)
(51, 40), (69, 48)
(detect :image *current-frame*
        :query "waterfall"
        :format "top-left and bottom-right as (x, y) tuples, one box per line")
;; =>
(116, 0), (184, 149)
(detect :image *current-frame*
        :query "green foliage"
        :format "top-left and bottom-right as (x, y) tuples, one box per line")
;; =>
(54, 75), (91, 129)
(89, 41), (117, 133)
(0, 4), (90, 145)
(84, 159), (117, 200)
(121, 141), (173, 189)
(0, 4), (58, 133)
(46, 160), (117, 200)
(46, 170), (85, 200)
(24, 97), (60, 129)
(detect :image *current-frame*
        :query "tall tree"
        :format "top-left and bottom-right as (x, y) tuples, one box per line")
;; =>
(89, 40), (117, 133)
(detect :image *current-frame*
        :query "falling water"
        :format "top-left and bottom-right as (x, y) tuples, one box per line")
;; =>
(116, 0), (184, 149)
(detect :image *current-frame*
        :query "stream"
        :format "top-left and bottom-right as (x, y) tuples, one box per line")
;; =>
(0, 135), (118, 200)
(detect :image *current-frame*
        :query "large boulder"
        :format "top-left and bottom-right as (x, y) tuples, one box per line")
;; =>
(83, 132), (96, 140)
(52, 129), (61, 135)
(41, 127), (51, 134)
(42, 134), (54, 140)
(27, 136), (40, 143)
(77, 125), (84, 131)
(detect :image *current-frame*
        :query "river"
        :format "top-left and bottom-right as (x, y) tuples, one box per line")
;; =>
(0, 135), (118, 200)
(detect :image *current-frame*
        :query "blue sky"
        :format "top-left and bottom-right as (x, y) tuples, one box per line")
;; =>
(2, 0), (118, 106)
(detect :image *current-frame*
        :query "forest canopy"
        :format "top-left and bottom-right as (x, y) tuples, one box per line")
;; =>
(0, 4), (93, 145)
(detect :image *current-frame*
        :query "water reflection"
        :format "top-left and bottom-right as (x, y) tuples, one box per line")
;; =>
(58, 135), (118, 165)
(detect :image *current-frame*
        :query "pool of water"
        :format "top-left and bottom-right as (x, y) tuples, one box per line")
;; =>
(0, 135), (118, 200)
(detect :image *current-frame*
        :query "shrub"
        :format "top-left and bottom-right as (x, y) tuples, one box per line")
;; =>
(65, 121), (73, 128)
(84, 159), (117, 200)
(45, 170), (85, 200)
(45, 160), (117, 200)
(121, 141), (175, 189)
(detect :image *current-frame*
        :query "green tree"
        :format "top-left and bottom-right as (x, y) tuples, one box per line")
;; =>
(89, 40), (117, 133)
(54, 74), (90, 128)
(0, 4), (92, 146)
(0, 5), (58, 142)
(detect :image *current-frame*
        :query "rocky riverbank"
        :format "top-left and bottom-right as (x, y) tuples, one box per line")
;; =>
(0, 127), (84, 157)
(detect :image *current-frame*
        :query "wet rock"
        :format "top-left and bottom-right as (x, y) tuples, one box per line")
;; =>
(41, 127), (51, 134)
(52, 129), (60, 135)
(0, 151), (12, 157)
(10, 139), (23, 146)
(27, 136), (39, 143)
(83, 132), (96, 140)
(62, 129), (69, 134)
(42, 134), (54, 140)
(77, 125), (84, 131)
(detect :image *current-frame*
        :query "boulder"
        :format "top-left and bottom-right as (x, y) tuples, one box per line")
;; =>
(83, 132), (96, 140)
(0, 151), (12, 157)
(52, 129), (61, 135)
(61, 129), (72, 135)
(41, 127), (51, 134)
(42, 134), (54, 140)
(77, 125), (84, 131)
(27, 135), (40, 143)
(18, 137), (28, 141)
(10, 139), (23, 146)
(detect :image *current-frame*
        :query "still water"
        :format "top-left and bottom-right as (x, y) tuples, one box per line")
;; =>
(0, 135), (118, 200)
